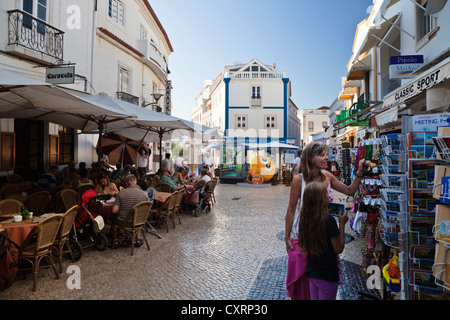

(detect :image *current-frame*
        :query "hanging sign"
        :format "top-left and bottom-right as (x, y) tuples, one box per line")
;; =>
(46, 66), (75, 84)
(389, 55), (423, 79)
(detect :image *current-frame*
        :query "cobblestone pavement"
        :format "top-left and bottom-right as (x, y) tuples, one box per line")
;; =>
(0, 182), (377, 300)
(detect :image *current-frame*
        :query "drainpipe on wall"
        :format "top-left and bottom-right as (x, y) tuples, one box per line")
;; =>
(90, 0), (97, 94)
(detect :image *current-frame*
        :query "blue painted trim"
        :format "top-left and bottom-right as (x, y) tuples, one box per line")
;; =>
(282, 78), (289, 139)
(224, 78), (231, 136)
(263, 106), (284, 109)
(228, 106), (249, 109)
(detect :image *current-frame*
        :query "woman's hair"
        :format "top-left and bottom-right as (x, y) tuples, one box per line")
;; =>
(297, 182), (330, 256)
(299, 142), (327, 183)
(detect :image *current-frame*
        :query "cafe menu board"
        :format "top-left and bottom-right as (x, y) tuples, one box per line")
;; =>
(188, 146), (200, 165)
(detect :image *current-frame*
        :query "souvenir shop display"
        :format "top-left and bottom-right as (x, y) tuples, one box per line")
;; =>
(352, 138), (388, 277)
(340, 148), (352, 185)
(407, 130), (450, 299)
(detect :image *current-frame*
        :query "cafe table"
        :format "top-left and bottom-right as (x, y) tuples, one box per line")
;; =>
(154, 191), (172, 203)
(0, 216), (37, 247)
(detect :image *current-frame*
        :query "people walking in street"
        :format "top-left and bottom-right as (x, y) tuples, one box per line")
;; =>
(174, 151), (184, 173)
(297, 182), (348, 300)
(285, 142), (365, 300)
(292, 150), (302, 175)
(161, 153), (173, 174)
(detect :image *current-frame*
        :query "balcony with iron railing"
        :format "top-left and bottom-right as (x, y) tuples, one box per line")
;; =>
(117, 92), (140, 106)
(7, 10), (64, 63)
(137, 39), (168, 80)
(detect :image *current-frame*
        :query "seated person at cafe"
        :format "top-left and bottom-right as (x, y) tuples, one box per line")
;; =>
(94, 174), (119, 196)
(111, 174), (149, 236)
(77, 167), (95, 189)
(63, 167), (80, 190)
(172, 167), (186, 185)
(149, 169), (162, 189)
(38, 165), (64, 195)
(198, 167), (212, 183)
(158, 168), (177, 190)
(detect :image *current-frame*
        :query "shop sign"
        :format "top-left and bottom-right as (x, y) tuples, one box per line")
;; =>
(384, 60), (450, 108)
(389, 55), (423, 79)
(412, 112), (450, 131)
(46, 66), (75, 84)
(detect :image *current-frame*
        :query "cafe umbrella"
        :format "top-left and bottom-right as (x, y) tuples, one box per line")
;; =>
(0, 69), (135, 161)
(97, 132), (142, 168)
(79, 94), (210, 167)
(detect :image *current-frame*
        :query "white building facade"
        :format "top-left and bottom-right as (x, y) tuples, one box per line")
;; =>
(195, 58), (300, 145)
(298, 106), (330, 147)
(0, 0), (173, 177)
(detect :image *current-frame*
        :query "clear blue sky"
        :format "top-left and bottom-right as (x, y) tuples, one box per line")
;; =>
(149, 0), (374, 121)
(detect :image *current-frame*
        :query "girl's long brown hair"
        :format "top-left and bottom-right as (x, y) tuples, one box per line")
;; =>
(299, 142), (327, 183)
(297, 182), (330, 256)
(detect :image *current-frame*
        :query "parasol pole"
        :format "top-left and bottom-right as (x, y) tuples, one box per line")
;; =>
(121, 142), (126, 168)
(98, 123), (104, 162)
(159, 128), (163, 170)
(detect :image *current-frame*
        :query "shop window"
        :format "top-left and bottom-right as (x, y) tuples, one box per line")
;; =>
(1, 132), (15, 170)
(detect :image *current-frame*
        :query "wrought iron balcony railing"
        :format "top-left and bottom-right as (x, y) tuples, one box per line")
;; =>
(117, 92), (140, 106)
(8, 10), (64, 62)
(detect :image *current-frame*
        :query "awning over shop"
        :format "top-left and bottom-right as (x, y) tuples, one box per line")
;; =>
(327, 128), (357, 147)
(347, 51), (373, 80)
(374, 105), (398, 127)
(359, 14), (400, 54)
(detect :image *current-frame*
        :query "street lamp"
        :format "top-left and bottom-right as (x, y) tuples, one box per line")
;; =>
(143, 92), (164, 111)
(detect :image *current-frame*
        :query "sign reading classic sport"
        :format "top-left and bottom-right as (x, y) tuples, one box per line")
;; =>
(384, 61), (450, 108)
(46, 66), (75, 84)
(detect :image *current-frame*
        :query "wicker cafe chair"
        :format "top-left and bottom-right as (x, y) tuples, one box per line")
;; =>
(157, 182), (174, 193)
(112, 201), (153, 256)
(150, 192), (177, 233)
(26, 191), (51, 216)
(18, 214), (63, 292)
(205, 180), (216, 206)
(0, 199), (27, 216)
(0, 184), (19, 200)
(173, 189), (184, 226)
(53, 205), (78, 273)
(60, 189), (78, 211)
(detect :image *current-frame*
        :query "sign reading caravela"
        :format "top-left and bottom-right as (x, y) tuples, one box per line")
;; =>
(46, 66), (75, 84)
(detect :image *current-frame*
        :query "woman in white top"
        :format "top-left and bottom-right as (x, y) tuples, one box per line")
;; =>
(285, 142), (365, 300)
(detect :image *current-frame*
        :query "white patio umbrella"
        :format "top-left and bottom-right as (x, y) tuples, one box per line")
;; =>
(0, 69), (135, 160)
(78, 94), (215, 167)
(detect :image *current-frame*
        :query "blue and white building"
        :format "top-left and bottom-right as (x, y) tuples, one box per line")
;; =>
(197, 58), (300, 146)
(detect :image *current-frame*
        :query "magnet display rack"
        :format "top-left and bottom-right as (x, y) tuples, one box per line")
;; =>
(402, 126), (450, 300)
(378, 133), (409, 299)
